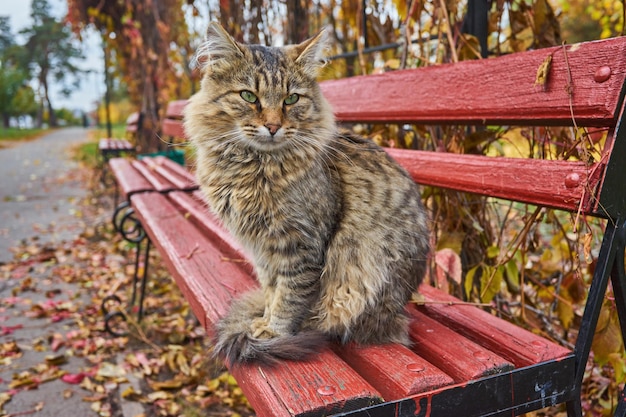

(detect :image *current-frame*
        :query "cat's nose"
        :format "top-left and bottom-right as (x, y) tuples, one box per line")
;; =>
(265, 123), (281, 136)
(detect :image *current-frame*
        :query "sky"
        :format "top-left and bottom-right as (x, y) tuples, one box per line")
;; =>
(1, 0), (102, 112)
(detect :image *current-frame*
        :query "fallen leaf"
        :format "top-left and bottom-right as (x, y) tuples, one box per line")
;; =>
(62, 373), (86, 384)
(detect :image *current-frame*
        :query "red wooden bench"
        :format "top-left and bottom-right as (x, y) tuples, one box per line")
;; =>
(107, 37), (626, 417)
(99, 112), (141, 160)
(98, 112), (140, 185)
(101, 155), (198, 333)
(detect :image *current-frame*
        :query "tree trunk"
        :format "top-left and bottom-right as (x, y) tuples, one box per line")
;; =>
(286, 0), (309, 43)
(40, 72), (57, 127)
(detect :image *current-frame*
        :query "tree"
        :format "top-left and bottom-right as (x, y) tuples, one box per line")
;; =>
(67, 0), (194, 153)
(0, 17), (13, 54)
(0, 17), (38, 128)
(19, 0), (84, 127)
(0, 64), (29, 127)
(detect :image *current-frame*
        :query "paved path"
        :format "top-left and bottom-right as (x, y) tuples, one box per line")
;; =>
(0, 128), (99, 417)
(0, 128), (92, 263)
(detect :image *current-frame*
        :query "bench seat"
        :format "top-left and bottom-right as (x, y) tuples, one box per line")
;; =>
(129, 187), (573, 416)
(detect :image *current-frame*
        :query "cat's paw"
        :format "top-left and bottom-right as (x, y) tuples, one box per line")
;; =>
(250, 317), (278, 339)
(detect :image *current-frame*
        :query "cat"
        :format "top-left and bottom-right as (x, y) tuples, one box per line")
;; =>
(183, 22), (430, 365)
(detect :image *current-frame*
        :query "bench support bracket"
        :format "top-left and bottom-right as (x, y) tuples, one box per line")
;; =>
(102, 202), (151, 336)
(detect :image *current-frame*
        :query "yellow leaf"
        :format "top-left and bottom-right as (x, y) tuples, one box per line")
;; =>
(464, 265), (481, 299)
(592, 307), (624, 365)
(480, 266), (503, 303)
(556, 292), (574, 330)
(504, 259), (520, 293)
(534, 54), (552, 88)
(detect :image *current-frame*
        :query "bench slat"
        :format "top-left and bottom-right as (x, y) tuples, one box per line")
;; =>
(387, 148), (600, 213)
(108, 158), (153, 199)
(130, 160), (177, 193)
(166, 191), (251, 274)
(99, 138), (134, 151)
(153, 156), (196, 184)
(164, 100), (187, 119)
(142, 156), (197, 191)
(415, 285), (571, 367)
(321, 38), (626, 127)
(233, 351), (383, 417)
(334, 343), (454, 401)
(408, 310), (514, 380)
(162, 118), (186, 138)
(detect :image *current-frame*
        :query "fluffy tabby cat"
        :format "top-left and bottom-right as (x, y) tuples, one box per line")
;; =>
(183, 22), (430, 365)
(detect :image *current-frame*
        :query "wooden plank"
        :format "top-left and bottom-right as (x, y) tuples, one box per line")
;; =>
(163, 100), (188, 139)
(386, 148), (601, 213)
(407, 309), (514, 381)
(130, 160), (176, 193)
(414, 285), (572, 367)
(153, 155), (196, 183)
(232, 351), (383, 417)
(321, 37), (626, 127)
(126, 112), (140, 125)
(142, 156), (198, 191)
(99, 138), (134, 151)
(108, 158), (152, 199)
(165, 100), (188, 119)
(334, 342), (454, 401)
(166, 191), (252, 275)
(162, 118), (186, 138)
(131, 192), (383, 417)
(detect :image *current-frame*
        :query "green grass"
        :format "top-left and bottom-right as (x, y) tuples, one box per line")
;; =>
(91, 124), (127, 140)
(73, 141), (100, 168)
(0, 127), (48, 141)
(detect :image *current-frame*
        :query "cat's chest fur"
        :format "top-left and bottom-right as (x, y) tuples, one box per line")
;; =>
(199, 148), (341, 256)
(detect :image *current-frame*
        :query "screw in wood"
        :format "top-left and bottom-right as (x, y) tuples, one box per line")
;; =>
(406, 363), (425, 372)
(594, 66), (612, 83)
(564, 173), (581, 189)
(317, 385), (336, 396)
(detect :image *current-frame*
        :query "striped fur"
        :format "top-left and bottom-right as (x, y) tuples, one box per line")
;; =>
(184, 23), (430, 365)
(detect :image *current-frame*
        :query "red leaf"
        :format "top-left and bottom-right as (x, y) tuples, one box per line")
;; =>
(61, 373), (86, 384)
(1, 324), (23, 335)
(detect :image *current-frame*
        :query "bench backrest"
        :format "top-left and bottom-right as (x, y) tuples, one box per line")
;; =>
(126, 112), (141, 133)
(162, 100), (187, 139)
(164, 37), (626, 219)
(320, 37), (626, 220)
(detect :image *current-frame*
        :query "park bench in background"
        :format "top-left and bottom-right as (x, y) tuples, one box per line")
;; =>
(98, 112), (140, 183)
(106, 37), (626, 417)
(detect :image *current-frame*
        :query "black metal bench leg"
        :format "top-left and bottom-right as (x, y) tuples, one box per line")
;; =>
(609, 220), (626, 417)
(136, 239), (151, 321)
(102, 202), (150, 336)
(566, 219), (624, 417)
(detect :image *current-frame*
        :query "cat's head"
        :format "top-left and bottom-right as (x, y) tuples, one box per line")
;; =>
(185, 23), (335, 154)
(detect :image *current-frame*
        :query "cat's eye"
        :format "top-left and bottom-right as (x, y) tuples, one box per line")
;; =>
(284, 93), (299, 105)
(240, 90), (258, 103)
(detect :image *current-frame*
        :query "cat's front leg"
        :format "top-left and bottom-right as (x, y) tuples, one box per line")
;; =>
(250, 272), (319, 340)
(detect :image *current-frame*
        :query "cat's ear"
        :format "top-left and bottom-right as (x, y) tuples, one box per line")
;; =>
(195, 22), (245, 73)
(292, 29), (331, 78)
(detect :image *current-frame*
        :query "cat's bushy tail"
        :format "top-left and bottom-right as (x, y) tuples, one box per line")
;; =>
(213, 289), (327, 366)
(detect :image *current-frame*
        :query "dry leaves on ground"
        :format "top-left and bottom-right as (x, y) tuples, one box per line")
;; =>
(0, 169), (254, 417)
